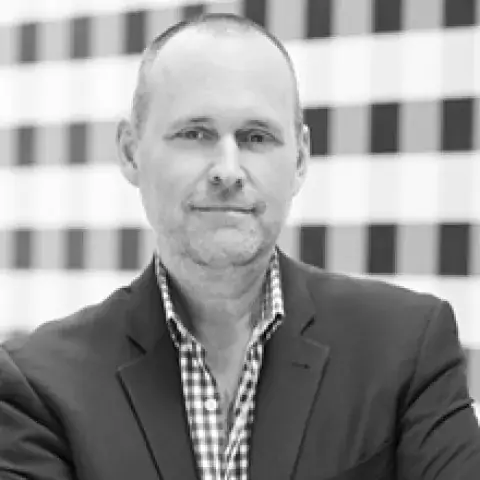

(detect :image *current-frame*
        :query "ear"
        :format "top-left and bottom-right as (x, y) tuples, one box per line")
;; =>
(116, 118), (139, 187)
(293, 124), (310, 196)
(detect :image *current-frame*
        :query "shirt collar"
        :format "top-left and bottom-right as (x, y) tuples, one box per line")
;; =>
(154, 248), (285, 347)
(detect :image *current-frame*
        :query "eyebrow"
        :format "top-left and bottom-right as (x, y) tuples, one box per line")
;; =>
(169, 116), (213, 129)
(244, 119), (280, 131)
(169, 116), (283, 136)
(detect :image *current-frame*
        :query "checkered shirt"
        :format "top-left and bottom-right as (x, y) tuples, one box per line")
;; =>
(154, 250), (284, 480)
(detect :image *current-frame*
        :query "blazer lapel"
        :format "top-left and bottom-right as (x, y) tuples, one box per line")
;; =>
(117, 261), (198, 480)
(250, 252), (331, 480)
(115, 253), (330, 480)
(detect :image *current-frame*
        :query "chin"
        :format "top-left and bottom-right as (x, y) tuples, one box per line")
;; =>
(185, 231), (269, 268)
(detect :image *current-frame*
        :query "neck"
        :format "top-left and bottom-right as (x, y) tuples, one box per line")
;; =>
(160, 248), (274, 349)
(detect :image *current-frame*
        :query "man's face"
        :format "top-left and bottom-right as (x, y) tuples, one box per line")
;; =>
(122, 29), (309, 268)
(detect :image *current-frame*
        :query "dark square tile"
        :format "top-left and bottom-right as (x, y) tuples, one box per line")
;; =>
(125, 10), (146, 54)
(243, 0), (267, 27)
(444, 0), (475, 27)
(306, 0), (332, 38)
(17, 126), (36, 166)
(19, 22), (37, 62)
(300, 226), (326, 268)
(373, 0), (403, 33)
(14, 230), (32, 269)
(119, 228), (141, 270)
(66, 229), (85, 269)
(71, 16), (91, 59)
(441, 98), (474, 152)
(182, 3), (206, 20)
(304, 107), (329, 156)
(438, 223), (470, 276)
(69, 123), (88, 165)
(370, 103), (400, 154)
(367, 224), (396, 274)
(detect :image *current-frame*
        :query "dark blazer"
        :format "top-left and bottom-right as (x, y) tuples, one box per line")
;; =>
(1, 252), (480, 480)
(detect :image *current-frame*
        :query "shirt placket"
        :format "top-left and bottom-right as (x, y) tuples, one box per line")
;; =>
(187, 339), (225, 480)
(224, 341), (263, 479)
(156, 249), (284, 480)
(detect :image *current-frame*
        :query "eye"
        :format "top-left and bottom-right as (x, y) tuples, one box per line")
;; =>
(240, 130), (276, 146)
(249, 132), (268, 143)
(177, 128), (215, 142)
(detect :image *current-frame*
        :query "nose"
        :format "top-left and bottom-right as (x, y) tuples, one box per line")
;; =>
(208, 135), (246, 190)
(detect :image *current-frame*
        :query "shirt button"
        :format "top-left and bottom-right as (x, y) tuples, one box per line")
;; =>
(205, 398), (217, 412)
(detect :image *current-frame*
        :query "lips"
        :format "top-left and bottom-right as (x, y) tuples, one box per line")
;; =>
(193, 206), (254, 213)
(187, 200), (266, 214)
(193, 205), (255, 212)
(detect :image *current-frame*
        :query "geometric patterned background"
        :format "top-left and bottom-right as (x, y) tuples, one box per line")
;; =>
(0, 0), (479, 414)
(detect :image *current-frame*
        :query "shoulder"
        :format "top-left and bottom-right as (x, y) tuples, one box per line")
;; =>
(292, 257), (442, 316)
(289, 258), (451, 353)
(288, 260), (464, 403)
(1, 282), (133, 379)
(312, 265), (440, 316)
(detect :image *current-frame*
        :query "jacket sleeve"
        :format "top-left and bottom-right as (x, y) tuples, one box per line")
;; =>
(397, 300), (480, 479)
(0, 346), (76, 480)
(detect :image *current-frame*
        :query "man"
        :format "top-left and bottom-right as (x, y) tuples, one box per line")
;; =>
(1, 13), (479, 480)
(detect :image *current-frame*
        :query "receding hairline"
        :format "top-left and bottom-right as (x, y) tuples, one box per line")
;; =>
(130, 13), (303, 137)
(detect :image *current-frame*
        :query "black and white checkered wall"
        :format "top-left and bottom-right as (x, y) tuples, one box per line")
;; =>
(0, 0), (479, 411)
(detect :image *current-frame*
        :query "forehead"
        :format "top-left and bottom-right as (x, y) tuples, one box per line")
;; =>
(145, 28), (296, 127)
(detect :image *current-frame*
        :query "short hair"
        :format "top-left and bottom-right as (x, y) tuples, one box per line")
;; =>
(131, 13), (303, 137)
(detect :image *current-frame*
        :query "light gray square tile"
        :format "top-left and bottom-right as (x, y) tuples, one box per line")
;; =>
(0, 230), (10, 269)
(207, 0), (241, 15)
(91, 13), (123, 57)
(404, 0), (442, 30)
(278, 225), (300, 259)
(0, 26), (15, 64)
(139, 228), (156, 268)
(331, 105), (369, 155)
(468, 348), (480, 404)
(33, 229), (64, 269)
(89, 121), (117, 164)
(397, 224), (437, 275)
(85, 229), (118, 270)
(37, 124), (67, 165)
(268, 0), (306, 41)
(146, 8), (180, 44)
(0, 129), (14, 167)
(334, 0), (372, 36)
(39, 20), (69, 62)
(401, 101), (439, 153)
(327, 226), (366, 274)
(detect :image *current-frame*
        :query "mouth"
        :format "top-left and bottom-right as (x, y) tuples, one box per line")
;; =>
(194, 207), (254, 213)
(192, 206), (255, 213)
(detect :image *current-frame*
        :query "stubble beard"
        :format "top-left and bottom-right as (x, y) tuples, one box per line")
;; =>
(158, 218), (280, 270)
(184, 223), (269, 268)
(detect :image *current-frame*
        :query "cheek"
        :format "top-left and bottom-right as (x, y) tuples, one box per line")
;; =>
(255, 160), (297, 204)
(137, 158), (178, 217)
(138, 151), (203, 224)
(140, 164), (165, 199)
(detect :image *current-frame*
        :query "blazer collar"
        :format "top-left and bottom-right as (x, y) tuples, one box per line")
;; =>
(119, 259), (197, 480)
(124, 259), (168, 353)
(249, 249), (331, 480)
(119, 250), (330, 480)
(123, 249), (317, 351)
